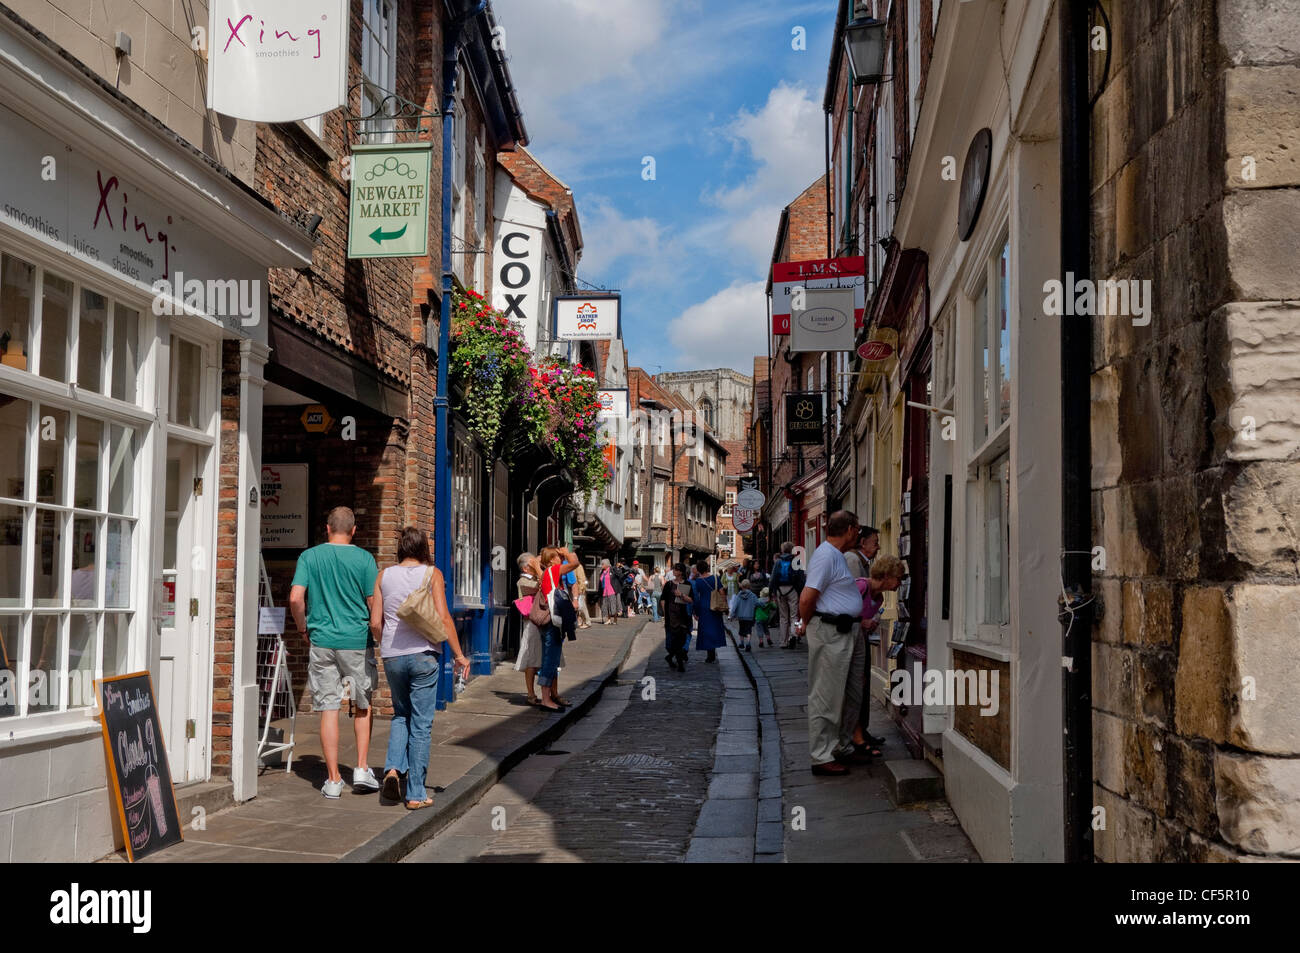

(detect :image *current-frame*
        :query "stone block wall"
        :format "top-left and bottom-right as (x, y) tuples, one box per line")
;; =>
(1090, 0), (1300, 862)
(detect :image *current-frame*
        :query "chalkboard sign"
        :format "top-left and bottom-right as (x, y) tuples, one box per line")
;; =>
(96, 672), (183, 861)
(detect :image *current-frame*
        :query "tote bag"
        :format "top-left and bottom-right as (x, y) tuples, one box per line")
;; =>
(709, 576), (729, 613)
(395, 566), (449, 644)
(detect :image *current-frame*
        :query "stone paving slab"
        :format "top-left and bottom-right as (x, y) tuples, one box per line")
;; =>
(125, 623), (642, 863)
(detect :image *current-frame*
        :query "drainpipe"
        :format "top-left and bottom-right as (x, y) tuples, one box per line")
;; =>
(1059, 0), (1094, 863)
(436, 0), (487, 707)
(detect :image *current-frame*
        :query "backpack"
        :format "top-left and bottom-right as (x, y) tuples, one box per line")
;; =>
(754, 600), (775, 625)
(772, 554), (804, 590)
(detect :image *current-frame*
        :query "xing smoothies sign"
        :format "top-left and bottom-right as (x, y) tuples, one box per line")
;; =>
(347, 144), (433, 259)
(554, 294), (621, 341)
(207, 0), (351, 122)
(785, 393), (824, 446)
(96, 673), (183, 861)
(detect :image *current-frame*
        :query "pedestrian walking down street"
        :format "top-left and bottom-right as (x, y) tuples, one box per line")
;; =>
(661, 563), (692, 671)
(371, 528), (470, 810)
(289, 506), (382, 799)
(650, 566), (665, 622)
(844, 526), (885, 751)
(690, 560), (728, 663)
(754, 587), (775, 647)
(730, 579), (758, 651)
(573, 560), (593, 629)
(771, 541), (805, 648)
(599, 559), (620, 624)
(537, 547), (581, 711)
(796, 511), (865, 778)
(722, 564), (741, 640)
(514, 552), (544, 705)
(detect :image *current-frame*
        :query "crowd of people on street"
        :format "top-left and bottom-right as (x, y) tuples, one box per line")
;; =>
(286, 503), (906, 811)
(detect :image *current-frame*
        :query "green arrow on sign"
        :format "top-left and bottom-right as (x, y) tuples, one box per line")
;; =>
(370, 223), (409, 245)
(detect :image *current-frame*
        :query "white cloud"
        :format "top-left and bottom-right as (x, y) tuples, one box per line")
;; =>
(666, 280), (769, 372)
(576, 195), (686, 290)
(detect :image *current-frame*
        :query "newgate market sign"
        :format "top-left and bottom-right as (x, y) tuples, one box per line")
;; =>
(348, 144), (433, 259)
(207, 0), (351, 122)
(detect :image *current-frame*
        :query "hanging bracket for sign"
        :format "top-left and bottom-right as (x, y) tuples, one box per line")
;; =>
(344, 84), (442, 145)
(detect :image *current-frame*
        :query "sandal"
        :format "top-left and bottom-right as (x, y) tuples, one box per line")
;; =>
(405, 797), (434, 811)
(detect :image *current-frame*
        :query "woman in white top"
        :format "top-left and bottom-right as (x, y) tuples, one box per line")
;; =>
(369, 527), (469, 810)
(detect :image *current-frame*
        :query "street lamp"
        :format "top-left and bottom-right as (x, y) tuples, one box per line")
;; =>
(844, 12), (886, 85)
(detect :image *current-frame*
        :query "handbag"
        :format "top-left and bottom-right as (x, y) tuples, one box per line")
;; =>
(709, 576), (728, 613)
(529, 567), (554, 627)
(396, 566), (449, 645)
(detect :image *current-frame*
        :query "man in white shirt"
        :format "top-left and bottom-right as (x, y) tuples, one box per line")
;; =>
(796, 511), (864, 777)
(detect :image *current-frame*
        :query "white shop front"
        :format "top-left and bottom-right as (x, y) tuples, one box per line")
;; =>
(0, 18), (311, 861)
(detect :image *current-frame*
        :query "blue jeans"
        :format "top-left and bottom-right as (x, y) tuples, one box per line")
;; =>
(649, 593), (660, 622)
(383, 651), (440, 802)
(537, 625), (563, 687)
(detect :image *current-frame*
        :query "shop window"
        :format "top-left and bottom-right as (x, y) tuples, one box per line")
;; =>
(169, 336), (204, 430)
(452, 433), (483, 605)
(360, 0), (398, 142)
(0, 253), (144, 726)
(963, 231), (1013, 644)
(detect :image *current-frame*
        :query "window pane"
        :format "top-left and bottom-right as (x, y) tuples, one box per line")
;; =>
(35, 405), (68, 505)
(997, 241), (1011, 428)
(72, 515), (97, 607)
(78, 289), (108, 393)
(38, 272), (73, 382)
(108, 424), (136, 515)
(111, 305), (140, 404)
(0, 396), (30, 502)
(169, 337), (202, 428)
(0, 254), (34, 373)
(974, 281), (989, 444)
(30, 613), (62, 713)
(983, 453), (1010, 627)
(0, 504), (24, 607)
(32, 508), (66, 607)
(68, 612), (96, 709)
(105, 519), (132, 608)
(0, 614), (19, 718)
(103, 613), (130, 677)
(74, 416), (103, 510)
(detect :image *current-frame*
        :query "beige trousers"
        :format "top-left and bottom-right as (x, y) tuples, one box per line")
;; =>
(806, 616), (858, 765)
(775, 586), (800, 644)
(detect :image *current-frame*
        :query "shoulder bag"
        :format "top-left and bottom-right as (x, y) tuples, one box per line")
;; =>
(396, 566), (449, 645)
(709, 576), (729, 613)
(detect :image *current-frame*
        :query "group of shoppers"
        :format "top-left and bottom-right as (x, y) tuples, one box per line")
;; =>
(795, 511), (906, 777)
(289, 508), (470, 810)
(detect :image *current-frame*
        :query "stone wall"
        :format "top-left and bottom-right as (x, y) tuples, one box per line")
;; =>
(1090, 0), (1300, 862)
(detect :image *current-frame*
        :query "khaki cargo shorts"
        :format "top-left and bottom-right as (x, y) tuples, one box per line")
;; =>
(308, 646), (374, 711)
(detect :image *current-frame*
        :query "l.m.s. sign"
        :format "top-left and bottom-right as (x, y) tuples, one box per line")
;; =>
(207, 0), (350, 123)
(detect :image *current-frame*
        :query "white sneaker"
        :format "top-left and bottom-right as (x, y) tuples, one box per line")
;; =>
(352, 766), (380, 793)
(321, 778), (345, 799)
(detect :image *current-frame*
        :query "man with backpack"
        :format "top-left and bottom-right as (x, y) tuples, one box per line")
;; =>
(771, 541), (805, 648)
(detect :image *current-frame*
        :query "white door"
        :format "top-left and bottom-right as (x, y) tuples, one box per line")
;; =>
(158, 441), (208, 781)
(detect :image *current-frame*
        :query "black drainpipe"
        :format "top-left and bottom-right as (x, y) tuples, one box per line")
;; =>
(1059, 0), (1094, 864)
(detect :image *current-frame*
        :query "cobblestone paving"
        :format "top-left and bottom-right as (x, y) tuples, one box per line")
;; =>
(409, 622), (724, 863)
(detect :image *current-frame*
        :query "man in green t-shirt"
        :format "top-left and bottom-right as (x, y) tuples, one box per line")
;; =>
(289, 506), (381, 799)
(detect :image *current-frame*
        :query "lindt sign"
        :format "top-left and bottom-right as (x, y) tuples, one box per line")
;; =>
(207, 0), (350, 123)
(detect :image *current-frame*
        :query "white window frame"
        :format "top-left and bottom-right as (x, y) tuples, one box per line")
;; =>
(722, 490), (735, 518)
(452, 431), (484, 606)
(908, 0), (922, 142)
(361, 0), (399, 143)
(653, 480), (665, 524)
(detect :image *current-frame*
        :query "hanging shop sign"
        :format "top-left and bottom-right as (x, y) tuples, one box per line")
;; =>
(736, 478), (765, 509)
(789, 288), (857, 353)
(771, 256), (866, 334)
(857, 338), (895, 361)
(959, 127), (993, 242)
(625, 519), (643, 539)
(96, 673), (183, 861)
(261, 464), (309, 548)
(554, 294), (621, 341)
(732, 507), (758, 534)
(785, 393), (825, 446)
(597, 389), (630, 420)
(207, 0), (351, 122)
(492, 224), (544, 349)
(602, 437), (617, 482)
(347, 143), (433, 259)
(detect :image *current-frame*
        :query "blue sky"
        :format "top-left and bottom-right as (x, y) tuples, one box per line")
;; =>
(492, 0), (837, 376)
